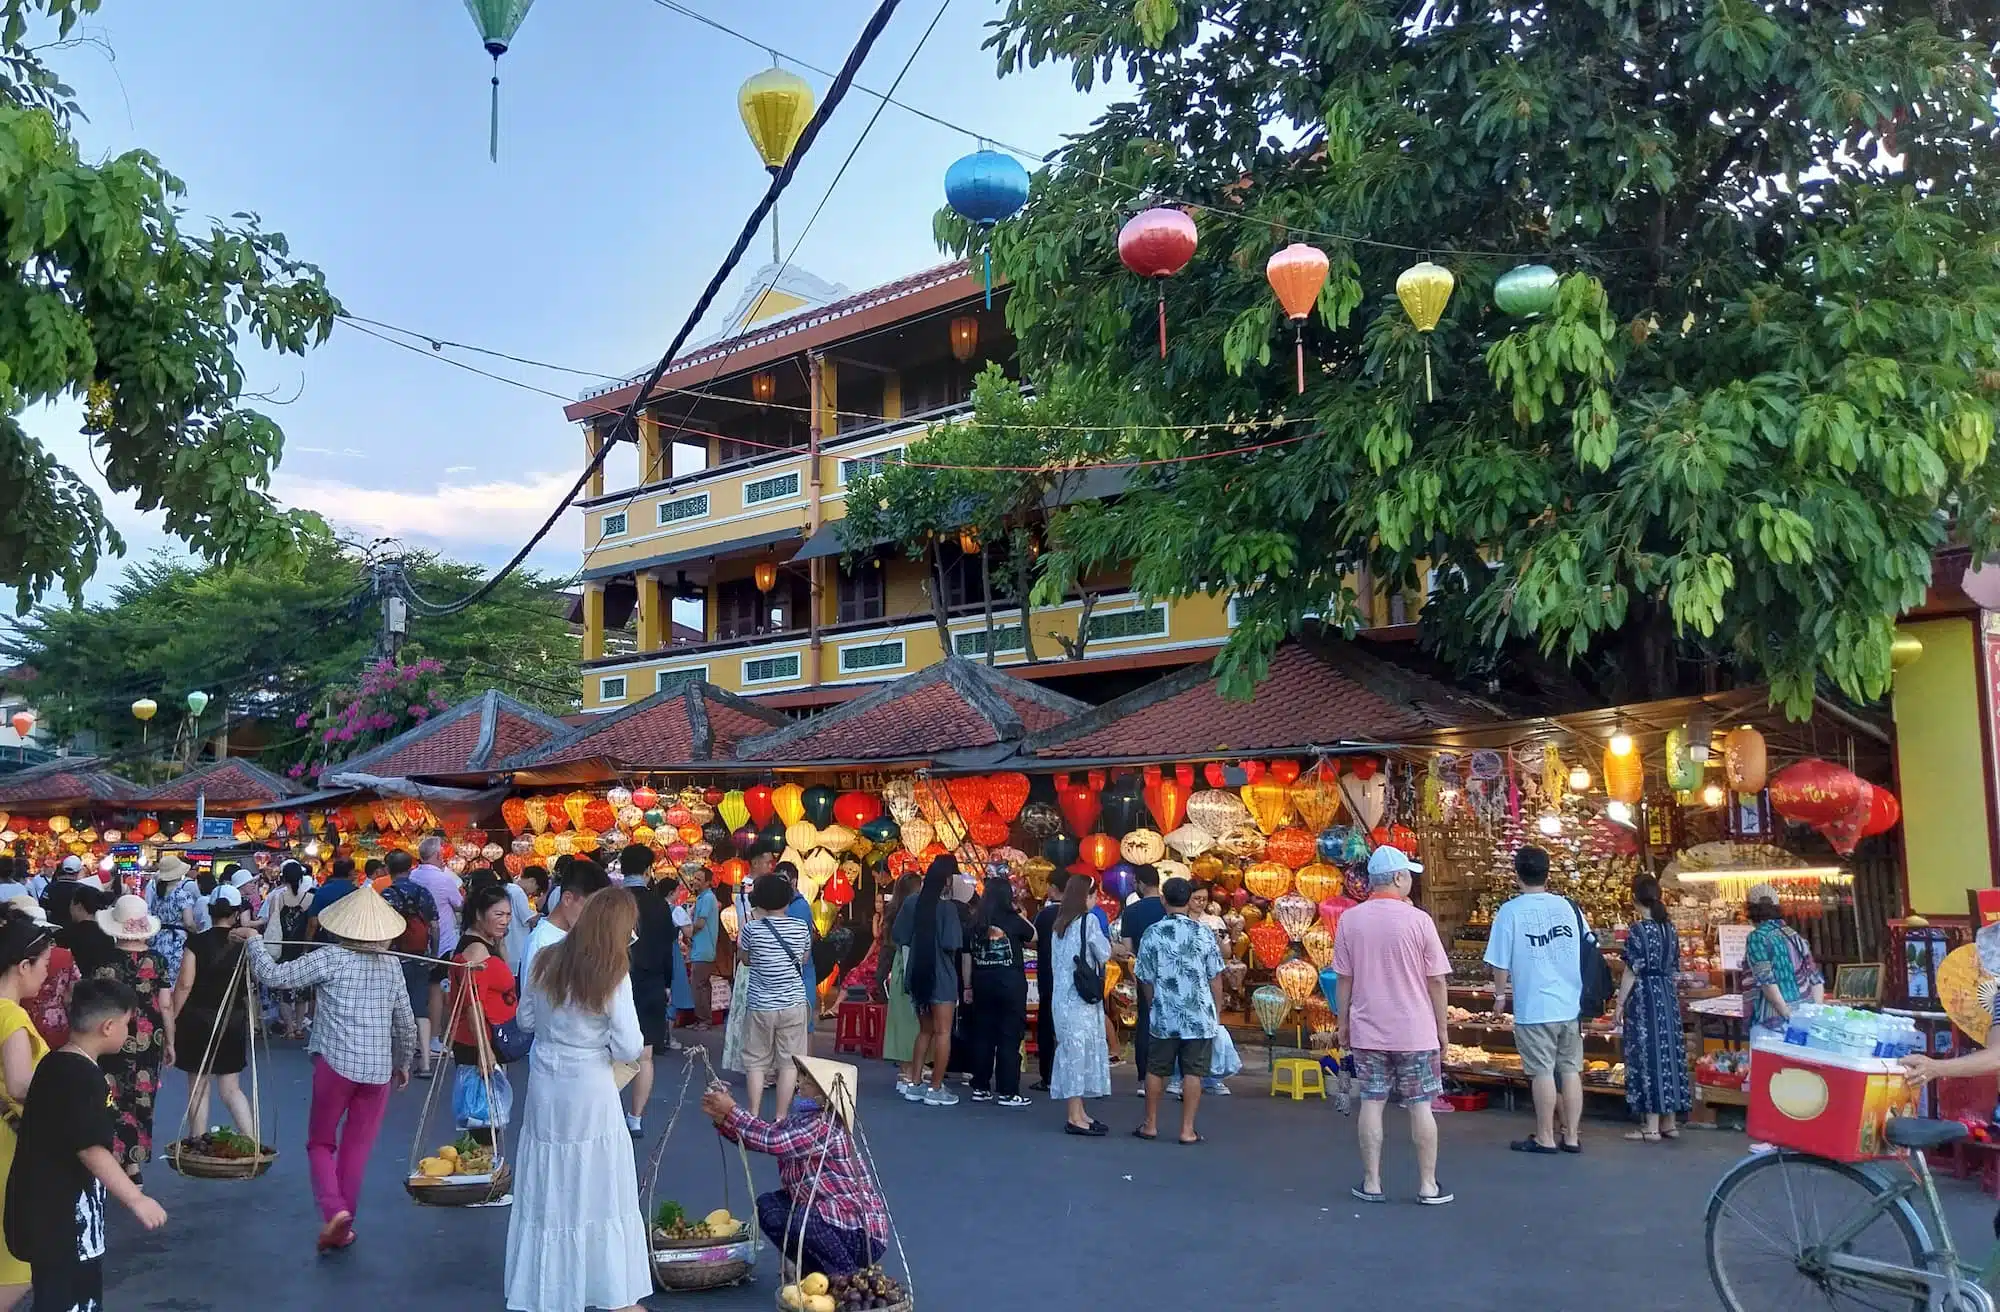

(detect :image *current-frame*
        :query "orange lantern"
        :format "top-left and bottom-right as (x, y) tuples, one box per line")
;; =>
(1294, 863), (1342, 903)
(1275, 956), (1319, 1004)
(1240, 779), (1293, 834)
(1289, 764), (1342, 832)
(970, 813), (1011, 848)
(1248, 921), (1291, 969)
(1264, 827), (1317, 869)
(1603, 746), (1643, 805)
(1265, 242), (1330, 393)
(945, 775), (990, 819)
(1723, 726), (1768, 794)
(1079, 833), (1119, 872)
(1243, 860), (1293, 901)
(987, 773), (1030, 822)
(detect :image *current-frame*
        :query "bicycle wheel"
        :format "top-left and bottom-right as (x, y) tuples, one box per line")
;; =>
(1706, 1150), (1929, 1312)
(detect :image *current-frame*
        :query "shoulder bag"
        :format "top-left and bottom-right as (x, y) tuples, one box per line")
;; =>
(1070, 917), (1105, 1006)
(1567, 898), (1615, 1019)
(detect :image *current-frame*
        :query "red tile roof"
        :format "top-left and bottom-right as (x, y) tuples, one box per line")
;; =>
(736, 659), (1089, 765)
(333, 692), (571, 781)
(512, 680), (788, 771)
(139, 759), (303, 809)
(1029, 640), (1499, 760)
(0, 757), (141, 810)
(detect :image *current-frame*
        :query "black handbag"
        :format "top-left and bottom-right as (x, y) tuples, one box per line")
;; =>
(1568, 898), (1616, 1019)
(1070, 919), (1105, 1006)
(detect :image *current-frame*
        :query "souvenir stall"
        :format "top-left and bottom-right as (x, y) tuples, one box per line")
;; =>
(0, 756), (143, 878)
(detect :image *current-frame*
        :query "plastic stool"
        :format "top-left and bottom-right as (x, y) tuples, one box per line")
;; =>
(834, 1000), (886, 1059)
(1271, 1056), (1327, 1100)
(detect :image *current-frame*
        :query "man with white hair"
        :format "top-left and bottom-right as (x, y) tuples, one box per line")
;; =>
(407, 834), (462, 1066)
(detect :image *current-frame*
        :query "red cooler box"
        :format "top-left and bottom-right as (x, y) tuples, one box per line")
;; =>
(1747, 1036), (1916, 1162)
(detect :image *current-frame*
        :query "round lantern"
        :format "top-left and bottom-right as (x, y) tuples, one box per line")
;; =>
(1768, 759), (1868, 829)
(1247, 924), (1292, 971)
(944, 147), (1030, 307)
(1164, 823), (1214, 860)
(969, 813), (1011, 848)
(881, 777), (919, 824)
(832, 791), (880, 829)
(131, 698), (157, 722)
(1250, 984), (1291, 1033)
(1265, 242), (1330, 393)
(1859, 785), (1901, 838)
(1394, 259), (1455, 400)
(1101, 862), (1139, 901)
(859, 815), (899, 846)
(1186, 788), (1251, 837)
(1603, 745), (1644, 805)
(1243, 861), (1292, 901)
(901, 818), (935, 857)
(1302, 924), (1335, 969)
(1275, 957), (1319, 1005)
(1289, 769), (1342, 832)
(1016, 800), (1062, 838)
(186, 689), (210, 716)
(785, 821), (821, 853)
(1272, 893), (1316, 941)
(1295, 863), (1342, 903)
(1264, 826), (1317, 869)
(1723, 727), (1767, 794)
(1494, 264), (1559, 317)
(1099, 781), (1146, 839)
(801, 786), (837, 828)
(1117, 207), (1198, 358)
(1217, 827), (1266, 860)
(1079, 832), (1119, 873)
(605, 786), (632, 810)
(1043, 833), (1080, 868)
(1120, 828), (1166, 866)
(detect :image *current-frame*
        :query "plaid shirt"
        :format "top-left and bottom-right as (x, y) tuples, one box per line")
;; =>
(245, 938), (417, 1085)
(720, 1103), (888, 1244)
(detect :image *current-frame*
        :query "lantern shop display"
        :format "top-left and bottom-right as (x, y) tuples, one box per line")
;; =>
(1120, 828), (1166, 866)
(1264, 826), (1317, 869)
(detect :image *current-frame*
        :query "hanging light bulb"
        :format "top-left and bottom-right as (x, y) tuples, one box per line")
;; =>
(1537, 812), (1562, 837)
(1608, 729), (1634, 757)
(1567, 765), (1591, 792)
(304, 839), (322, 859)
(1701, 782), (1726, 808)
(1606, 800), (1634, 826)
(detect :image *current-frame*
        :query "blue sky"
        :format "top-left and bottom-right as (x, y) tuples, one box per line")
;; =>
(33, 0), (1106, 593)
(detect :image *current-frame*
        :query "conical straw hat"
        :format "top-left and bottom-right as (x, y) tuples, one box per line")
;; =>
(316, 882), (405, 945)
(793, 1055), (859, 1129)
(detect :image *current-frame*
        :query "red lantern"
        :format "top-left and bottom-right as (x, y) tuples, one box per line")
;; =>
(630, 785), (659, 811)
(946, 775), (990, 819)
(1080, 832), (1119, 872)
(1265, 827), (1317, 869)
(704, 788), (724, 806)
(1203, 763), (1227, 788)
(1348, 757), (1379, 781)
(743, 784), (775, 828)
(824, 868), (855, 905)
(1768, 760), (1868, 829)
(1118, 207), (1198, 358)
(1056, 777), (1101, 837)
(1266, 242), (1331, 393)
(1146, 777), (1189, 835)
(970, 813), (1011, 848)
(1241, 759), (1266, 785)
(832, 791), (881, 829)
(1066, 860), (1096, 880)
(1859, 785), (1901, 838)
(1266, 759), (1302, 786)
(717, 858), (750, 884)
(1248, 922), (1291, 969)
(987, 773), (1031, 822)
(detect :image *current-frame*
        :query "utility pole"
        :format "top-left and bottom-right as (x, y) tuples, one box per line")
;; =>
(372, 561), (408, 665)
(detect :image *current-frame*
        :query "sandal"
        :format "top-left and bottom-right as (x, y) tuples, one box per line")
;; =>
(1623, 1130), (1662, 1142)
(1179, 1134), (1205, 1145)
(1131, 1128), (1157, 1141)
(1660, 1127), (1681, 1140)
(1417, 1186), (1454, 1206)
(1509, 1138), (1560, 1155)
(1350, 1186), (1387, 1203)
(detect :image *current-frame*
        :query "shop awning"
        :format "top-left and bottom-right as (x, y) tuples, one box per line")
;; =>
(579, 528), (805, 582)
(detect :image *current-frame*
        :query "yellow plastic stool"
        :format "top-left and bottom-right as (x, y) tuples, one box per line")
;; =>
(1271, 1057), (1327, 1101)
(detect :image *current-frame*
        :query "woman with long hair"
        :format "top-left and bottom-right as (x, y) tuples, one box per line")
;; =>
(964, 875), (1034, 1107)
(505, 886), (649, 1312)
(259, 860), (314, 1038)
(880, 873), (921, 1068)
(449, 883), (517, 1145)
(0, 906), (55, 1310)
(172, 884), (256, 1136)
(1611, 874), (1690, 1142)
(893, 858), (964, 1106)
(1047, 874), (1111, 1135)
(91, 895), (176, 1179)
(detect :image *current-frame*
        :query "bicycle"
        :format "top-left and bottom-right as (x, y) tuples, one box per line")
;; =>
(1705, 1116), (1999, 1311)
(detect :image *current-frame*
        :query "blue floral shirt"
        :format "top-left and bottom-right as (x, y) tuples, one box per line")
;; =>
(1134, 913), (1224, 1040)
(149, 880), (209, 980)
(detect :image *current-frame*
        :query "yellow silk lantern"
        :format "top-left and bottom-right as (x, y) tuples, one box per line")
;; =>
(532, 833), (557, 857)
(47, 815), (69, 835)
(1241, 779), (1293, 834)
(901, 817), (934, 856)
(678, 824), (703, 845)
(1395, 260), (1455, 400)
(1289, 769), (1342, 832)
(1218, 827), (1266, 860)
(1275, 957), (1319, 1006)
(786, 821), (821, 853)
(772, 783), (806, 828)
(131, 698), (157, 722)
(1603, 745), (1644, 805)
(1120, 828), (1166, 865)
(1302, 924), (1335, 969)
(802, 847), (837, 887)
(1243, 860), (1293, 901)
(524, 796), (549, 834)
(1020, 858), (1054, 901)
(1295, 863), (1342, 903)
(718, 790), (749, 830)
(563, 791), (590, 830)
(738, 65), (815, 172)
(812, 898), (838, 935)
(820, 824), (855, 854)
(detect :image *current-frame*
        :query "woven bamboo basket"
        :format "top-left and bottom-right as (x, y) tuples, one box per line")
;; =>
(650, 1230), (757, 1291)
(164, 1140), (277, 1180)
(405, 1163), (512, 1206)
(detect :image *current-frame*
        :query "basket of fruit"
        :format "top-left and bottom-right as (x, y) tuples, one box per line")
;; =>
(648, 1201), (756, 1291)
(779, 1267), (909, 1312)
(405, 1135), (511, 1207)
(164, 1128), (277, 1180)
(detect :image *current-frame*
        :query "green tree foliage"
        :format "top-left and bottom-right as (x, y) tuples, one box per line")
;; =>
(0, 0), (339, 611)
(0, 533), (577, 766)
(944, 0), (2000, 714)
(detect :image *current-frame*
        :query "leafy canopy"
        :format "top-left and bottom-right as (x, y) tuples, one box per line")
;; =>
(0, 532), (578, 767)
(0, 0), (339, 610)
(947, 0), (2000, 714)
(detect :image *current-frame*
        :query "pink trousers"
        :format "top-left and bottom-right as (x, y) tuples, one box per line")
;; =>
(307, 1055), (391, 1222)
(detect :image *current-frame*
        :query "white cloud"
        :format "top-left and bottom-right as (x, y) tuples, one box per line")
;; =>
(443, 465), (477, 474)
(291, 445), (367, 457)
(272, 469), (582, 561)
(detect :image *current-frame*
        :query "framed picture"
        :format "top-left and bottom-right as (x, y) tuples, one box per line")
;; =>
(1832, 963), (1884, 1005)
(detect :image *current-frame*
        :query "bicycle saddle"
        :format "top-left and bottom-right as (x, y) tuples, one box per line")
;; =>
(1884, 1117), (1972, 1150)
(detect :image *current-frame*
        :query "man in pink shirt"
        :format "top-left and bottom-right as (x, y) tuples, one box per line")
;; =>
(1331, 846), (1453, 1206)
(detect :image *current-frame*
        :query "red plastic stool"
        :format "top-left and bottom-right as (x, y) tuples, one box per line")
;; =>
(835, 1001), (886, 1058)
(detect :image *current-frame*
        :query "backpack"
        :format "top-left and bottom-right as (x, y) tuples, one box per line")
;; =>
(392, 891), (433, 957)
(1568, 898), (1615, 1019)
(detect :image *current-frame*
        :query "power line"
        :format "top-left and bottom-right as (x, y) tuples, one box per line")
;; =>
(395, 0), (916, 620)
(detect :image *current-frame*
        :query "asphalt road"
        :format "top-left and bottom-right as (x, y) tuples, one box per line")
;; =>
(101, 1031), (1999, 1312)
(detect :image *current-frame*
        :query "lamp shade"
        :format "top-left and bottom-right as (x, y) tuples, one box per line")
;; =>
(1117, 207), (1198, 278)
(185, 690), (210, 716)
(944, 148), (1030, 226)
(1494, 264), (1559, 317)
(949, 315), (979, 363)
(1265, 243), (1329, 321)
(754, 561), (778, 592)
(131, 698), (157, 722)
(738, 66), (815, 172)
(1395, 261), (1455, 332)
(750, 372), (776, 402)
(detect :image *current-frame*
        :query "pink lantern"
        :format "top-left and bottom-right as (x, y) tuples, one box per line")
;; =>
(1118, 207), (1198, 358)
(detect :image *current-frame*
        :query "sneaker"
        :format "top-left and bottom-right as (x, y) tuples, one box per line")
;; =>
(1134, 1086), (1149, 1097)
(1203, 1078), (1230, 1096)
(969, 1089), (995, 1103)
(1166, 1077), (1183, 1097)
(996, 1094), (1033, 1108)
(900, 1084), (928, 1103)
(924, 1086), (960, 1106)
(894, 1078), (913, 1096)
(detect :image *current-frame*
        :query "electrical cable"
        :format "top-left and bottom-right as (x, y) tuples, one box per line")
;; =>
(394, 0), (913, 621)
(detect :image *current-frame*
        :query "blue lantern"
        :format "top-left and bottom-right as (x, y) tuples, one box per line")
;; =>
(944, 147), (1030, 307)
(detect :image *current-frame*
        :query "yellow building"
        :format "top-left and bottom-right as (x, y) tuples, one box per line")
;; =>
(565, 260), (1421, 714)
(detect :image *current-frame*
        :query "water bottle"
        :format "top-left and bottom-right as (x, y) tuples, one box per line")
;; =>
(1784, 1005), (1811, 1047)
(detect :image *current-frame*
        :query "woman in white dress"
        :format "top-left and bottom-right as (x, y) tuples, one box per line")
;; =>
(505, 886), (650, 1312)
(1046, 876), (1111, 1136)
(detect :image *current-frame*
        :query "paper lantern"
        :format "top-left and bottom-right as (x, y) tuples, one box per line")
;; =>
(832, 791), (879, 829)
(1016, 801), (1062, 838)
(882, 777), (919, 824)
(753, 818), (786, 856)
(1275, 957), (1319, 1005)
(131, 698), (157, 722)
(900, 818), (935, 857)
(1101, 862), (1140, 901)
(1243, 861), (1293, 901)
(1099, 781), (1148, 839)
(859, 815), (898, 846)
(1294, 863), (1342, 903)
(1217, 827), (1266, 860)
(1265, 243), (1330, 393)
(1120, 828), (1166, 866)
(1250, 984), (1291, 1033)
(1603, 746), (1643, 805)
(969, 813), (1010, 848)
(785, 821), (820, 853)
(605, 785), (631, 810)
(1494, 264), (1559, 317)
(1156, 859), (1191, 884)
(7, 711), (30, 738)
(1723, 727), (1767, 794)
(1187, 789), (1251, 837)
(1043, 833), (1081, 869)
(1080, 832), (1119, 873)
(1144, 777), (1189, 836)
(560, 792), (589, 830)
(1395, 260), (1455, 400)
(1164, 824), (1215, 860)
(1272, 893), (1316, 941)
(801, 847), (838, 887)
(1118, 207), (1198, 357)
(1264, 827), (1317, 869)
(771, 783), (805, 827)
(1019, 858), (1054, 901)
(1859, 785), (1901, 838)
(799, 785), (836, 828)
(945, 147), (1030, 306)
(986, 773), (1030, 823)
(1194, 853), (1232, 888)
(1303, 994), (1335, 1034)
(1347, 775), (1388, 831)
(1289, 767), (1342, 832)
(1769, 759), (1868, 829)
(1664, 726), (1701, 791)
(630, 785), (659, 811)
(735, 784), (768, 827)
(1302, 924), (1335, 969)
(1240, 779), (1294, 835)
(945, 775), (990, 821)
(500, 796), (528, 834)
(1248, 923), (1292, 971)
(1055, 778), (1102, 837)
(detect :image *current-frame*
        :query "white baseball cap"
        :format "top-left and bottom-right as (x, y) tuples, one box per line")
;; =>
(210, 883), (243, 908)
(1366, 845), (1422, 878)
(58, 855), (83, 874)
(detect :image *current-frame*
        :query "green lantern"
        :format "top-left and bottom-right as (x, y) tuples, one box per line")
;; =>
(1494, 264), (1559, 317)
(463, 0), (538, 162)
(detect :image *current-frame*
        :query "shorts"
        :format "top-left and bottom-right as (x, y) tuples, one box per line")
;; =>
(1352, 1049), (1443, 1106)
(401, 959), (433, 1016)
(1146, 1034), (1214, 1080)
(1514, 1020), (1584, 1078)
(632, 974), (669, 1046)
(741, 1004), (809, 1072)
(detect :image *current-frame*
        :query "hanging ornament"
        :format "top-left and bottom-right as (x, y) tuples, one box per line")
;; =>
(738, 59), (817, 259)
(630, 785), (660, 811)
(1079, 832), (1120, 873)
(6, 710), (30, 738)
(1603, 745), (1643, 805)
(131, 698), (157, 722)
(1241, 779), (1294, 835)
(463, 0), (539, 162)
(1347, 775), (1388, 832)
(185, 690), (210, 717)
(1120, 828), (1166, 866)
(1664, 725), (1702, 792)
(1859, 785), (1902, 838)
(1016, 800), (1062, 838)
(1117, 207), (1198, 358)
(1275, 957), (1319, 1004)
(944, 147), (1030, 307)
(1769, 759), (1868, 829)
(1493, 264), (1559, 317)
(1272, 893), (1317, 941)
(1289, 763), (1343, 831)
(987, 773), (1031, 823)
(1243, 861), (1293, 901)
(1055, 777), (1102, 837)
(1723, 727), (1768, 794)
(1265, 242), (1330, 393)
(1294, 863), (1342, 904)
(1164, 823), (1215, 860)
(1248, 927), (1292, 973)
(1394, 259), (1455, 401)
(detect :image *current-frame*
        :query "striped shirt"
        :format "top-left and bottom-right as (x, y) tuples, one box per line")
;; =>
(736, 908), (811, 1012)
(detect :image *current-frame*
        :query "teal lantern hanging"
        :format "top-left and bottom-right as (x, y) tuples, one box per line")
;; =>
(463, 0), (539, 163)
(944, 147), (1030, 308)
(1494, 264), (1559, 317)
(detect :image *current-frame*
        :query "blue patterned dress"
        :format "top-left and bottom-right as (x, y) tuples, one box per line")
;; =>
(1621, 918), (1691, 1116)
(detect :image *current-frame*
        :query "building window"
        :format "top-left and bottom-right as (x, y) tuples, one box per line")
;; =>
(838, 640), (904, 674)
(836, 561), (886, 624)
(838, 448), (903, 485)
(714, 579), (766, 641)
(743, 471), (800, 506)
(600, 511), (628, 538)
(743, 653), (801, 685)
(599, 675), (627, 702)
(903, 359), (972, 415)
(657, 493), (709, 526)
(953, 626), (1025, 658)
(1084, 605), (1168, 643)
